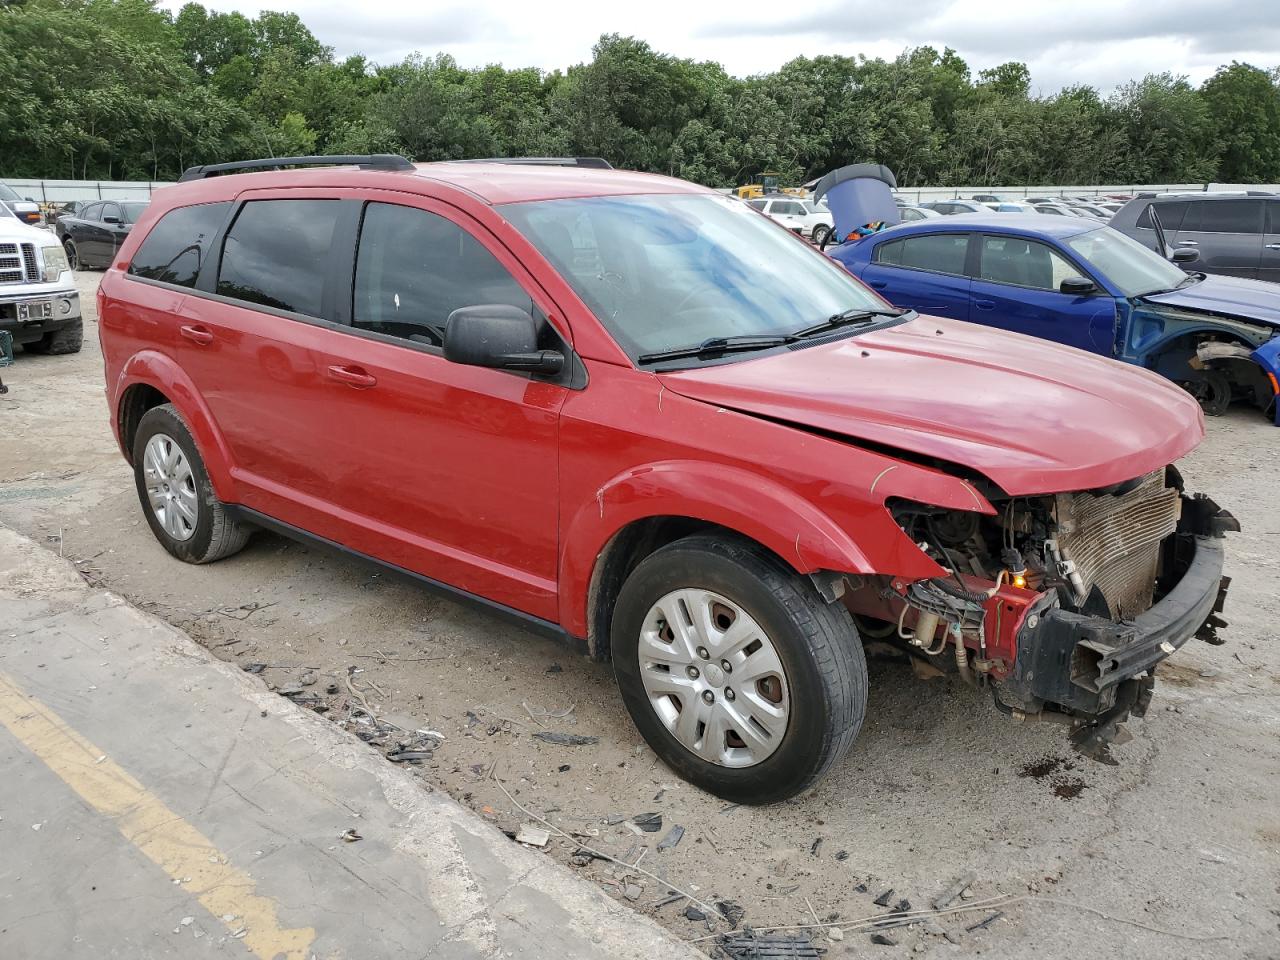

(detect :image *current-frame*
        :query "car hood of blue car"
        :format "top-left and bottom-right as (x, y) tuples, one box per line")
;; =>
(1141, 274), (1280, 330)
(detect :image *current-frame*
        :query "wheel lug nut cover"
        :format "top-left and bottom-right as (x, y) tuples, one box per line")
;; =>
(697, 647), (709, 659)
(701, 690), (714, 703)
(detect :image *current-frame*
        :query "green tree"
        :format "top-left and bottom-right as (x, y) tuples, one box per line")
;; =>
(1201, 62), (1280, 182)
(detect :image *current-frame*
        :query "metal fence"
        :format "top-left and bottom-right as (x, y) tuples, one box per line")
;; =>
(4, 178), (167, 205)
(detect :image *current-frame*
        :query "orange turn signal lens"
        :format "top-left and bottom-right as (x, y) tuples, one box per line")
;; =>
(1268, 371), (1279, 396)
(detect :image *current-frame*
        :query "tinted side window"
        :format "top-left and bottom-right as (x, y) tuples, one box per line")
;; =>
(747, 199), (767, 210)
(352, 202), (532, 346)
(1187, 199), (1262, 234)
(1267, 201), (1280, 234)
(101, 203), (121, 222)
(1136, 201), (1191, 230)
(978, 236), (1077, 291)
(216, 200), (342, 317)
(128, 202), (230, 288)
(876, 234), (969, 274)
(82, 202), (103, 221)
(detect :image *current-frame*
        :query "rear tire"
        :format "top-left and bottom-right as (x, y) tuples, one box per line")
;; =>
(26, 318), (82, 355)
(611, 534), (866, 803)
(132, 404), (250, 564)
(812, 224), (832, 246)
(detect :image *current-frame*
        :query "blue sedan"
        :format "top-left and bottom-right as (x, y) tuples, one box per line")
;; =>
(831, 214), (1280, 422)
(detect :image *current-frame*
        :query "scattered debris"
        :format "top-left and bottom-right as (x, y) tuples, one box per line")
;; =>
(516, 825), (550, 847)
(242, 663), (267, 674)
(853, 882), (868, 894)
(932, 871), (978, 911)
(558, 764), (571, 772)
(870, 932), (898, 946)
(532, 731), (598, 747)
(657, 825), (685, 851)
(385, 748), (433, 763)
(546, 663), (563, 673)
(718, 931), (820, 958)
(716, 900), (746, 928)
(684, 906), (706, 922)
(828, 926), (844, 942)
(874, 888), (895, 907)
(810, 837), (823, 857)
(894, 898), (912, 914)
(835, 850), (849, 862)
(654, 892), (686, 909)
(967, 911), (1004, 933)
(631, 812), (663, 833)
(340, 828), (362, 843)
(623, 881), (643, 902)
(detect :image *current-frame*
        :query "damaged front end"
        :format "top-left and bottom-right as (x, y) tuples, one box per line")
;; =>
(846, 466), (1238, 759)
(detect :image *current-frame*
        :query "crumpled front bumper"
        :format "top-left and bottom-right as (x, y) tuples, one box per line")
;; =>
(996, 495), (1237, 732)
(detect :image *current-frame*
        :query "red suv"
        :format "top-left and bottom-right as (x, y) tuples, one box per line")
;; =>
(99, 155), (1236, 803)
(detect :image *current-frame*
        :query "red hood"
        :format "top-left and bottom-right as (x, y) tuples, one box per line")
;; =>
(659, 316), (1204, 496)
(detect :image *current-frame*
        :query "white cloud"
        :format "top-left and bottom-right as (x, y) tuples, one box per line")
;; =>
(160, 0), (1280, 91)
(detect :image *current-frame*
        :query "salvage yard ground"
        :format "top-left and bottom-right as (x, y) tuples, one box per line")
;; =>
(2, 272), (1279, 957)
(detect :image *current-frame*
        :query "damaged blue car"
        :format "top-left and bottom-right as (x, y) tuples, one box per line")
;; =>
(831, 214), (1280, 422)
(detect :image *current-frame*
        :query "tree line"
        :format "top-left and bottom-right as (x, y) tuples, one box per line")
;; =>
(2, 0), (1279, 187)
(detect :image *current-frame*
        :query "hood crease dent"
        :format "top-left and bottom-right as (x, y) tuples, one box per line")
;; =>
(659, 316), (1205, 497)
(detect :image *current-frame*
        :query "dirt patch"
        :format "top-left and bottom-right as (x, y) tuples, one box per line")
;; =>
(1052, 779), (1089, 801)
(1018, 755), (1075, 780)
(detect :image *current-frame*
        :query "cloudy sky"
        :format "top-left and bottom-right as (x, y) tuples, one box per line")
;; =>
(162, 0), (1280, 93)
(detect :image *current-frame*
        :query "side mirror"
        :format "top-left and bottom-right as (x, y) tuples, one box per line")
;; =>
(444, 305), (564, 376)
(1171, 247), (1200, 264)
(103, 215), (121, 224)
(1059, 276), (1097, 296)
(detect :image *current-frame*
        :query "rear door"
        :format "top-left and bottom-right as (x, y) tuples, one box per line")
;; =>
(1262, 200), (1280, 284)
(969, 234), (1114, 354)
(75, 202), (107, 264)
(858, 232), (973, 318)
(1174, 199), (1263, 277)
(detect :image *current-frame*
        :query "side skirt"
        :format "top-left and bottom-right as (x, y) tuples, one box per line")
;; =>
(225, 505), (578, 647)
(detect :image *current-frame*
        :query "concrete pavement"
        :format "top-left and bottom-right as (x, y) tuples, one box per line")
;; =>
(0, 526), (704, 960)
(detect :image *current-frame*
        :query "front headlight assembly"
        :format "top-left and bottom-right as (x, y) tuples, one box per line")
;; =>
(41, 243), (70, 281)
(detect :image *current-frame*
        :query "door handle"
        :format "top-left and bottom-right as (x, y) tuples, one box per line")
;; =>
(869, 280), (887, 289)
(1266, 243), (1280, 250)
(327, 364), (377, 389)
(179, 324), (214, 345)
(1178, 240), (1198, 245)
(974, 300), (996, 311)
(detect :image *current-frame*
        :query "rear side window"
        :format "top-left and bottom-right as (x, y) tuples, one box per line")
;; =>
(352, 202), (531, 346)
(82, 202), (103, 222)
(876, 234), (970, 275)
(128, 202), (230, 288)
(216, 200), (343, 317)
(1268, 201), (1280, 235)
(1181, 199), (1262, 234)
(747, 199), (767, 210)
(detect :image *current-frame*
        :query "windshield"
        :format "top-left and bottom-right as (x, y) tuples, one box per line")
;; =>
(1066, 227), (1191, 297)
(0, 183), (20, 203)
(501, 193), (888, 359)
(122, 202), (148, 223)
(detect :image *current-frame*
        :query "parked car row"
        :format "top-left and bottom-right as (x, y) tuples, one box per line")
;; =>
(91, 154), (1238, 805)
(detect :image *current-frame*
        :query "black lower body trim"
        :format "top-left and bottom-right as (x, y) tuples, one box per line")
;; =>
(226, 505), (574, 645)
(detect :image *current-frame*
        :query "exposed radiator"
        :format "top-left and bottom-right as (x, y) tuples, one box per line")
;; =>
(1055, 471), (1180, 619)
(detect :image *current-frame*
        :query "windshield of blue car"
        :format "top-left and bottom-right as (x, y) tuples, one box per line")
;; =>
(1066, 227), (1192, 297)
(502, 193), (891, 360)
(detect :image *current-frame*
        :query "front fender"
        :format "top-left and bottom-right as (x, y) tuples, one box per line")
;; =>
(556, 458), (980, 639)
(114, 350), (237, 500)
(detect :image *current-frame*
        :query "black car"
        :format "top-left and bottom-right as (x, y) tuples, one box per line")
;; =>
(55, 200), (149, 269)
(0, 182), (43, 226)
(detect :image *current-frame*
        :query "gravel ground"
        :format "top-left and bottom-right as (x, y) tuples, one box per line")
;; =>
(1, 271), (1277, 958)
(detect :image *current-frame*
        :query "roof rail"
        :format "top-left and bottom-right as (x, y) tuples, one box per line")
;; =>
(449, 157), (613, 170)
(178, 154), (415, 182)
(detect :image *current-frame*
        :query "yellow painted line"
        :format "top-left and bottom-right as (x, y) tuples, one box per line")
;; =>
(0, 670), (315, 960)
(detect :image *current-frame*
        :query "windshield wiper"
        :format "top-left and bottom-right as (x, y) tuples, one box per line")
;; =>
(637, 334), (798, 365)
(791, 306), (909, 339)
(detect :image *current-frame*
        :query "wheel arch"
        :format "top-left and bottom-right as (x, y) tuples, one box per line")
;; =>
(561, 461), (873, 659)
(112, 351), (236, 500)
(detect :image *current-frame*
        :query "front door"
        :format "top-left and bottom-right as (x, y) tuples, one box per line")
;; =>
(969, 234), (1115, 355)
(1262, 200), (1280, 285)
(1172, 199), (1264, 278)
(307, 196), (568, 620)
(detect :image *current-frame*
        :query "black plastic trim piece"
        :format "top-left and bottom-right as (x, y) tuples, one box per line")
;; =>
(179, 155), (414, 182)
(225, 505), (577, 644)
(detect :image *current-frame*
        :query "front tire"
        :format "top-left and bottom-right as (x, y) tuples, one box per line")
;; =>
(612, 534), (867, 803)
(812, 224), (832, 246)
(62, 238), (79, 271)
(132, 404), (250, 564)
(26, 318), (82, 355)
